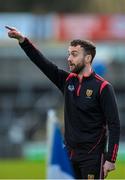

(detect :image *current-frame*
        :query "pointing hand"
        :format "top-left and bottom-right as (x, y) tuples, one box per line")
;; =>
(5, 26), (25, 43)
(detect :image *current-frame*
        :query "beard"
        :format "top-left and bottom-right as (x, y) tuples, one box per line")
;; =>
(69, 63), (85, 74)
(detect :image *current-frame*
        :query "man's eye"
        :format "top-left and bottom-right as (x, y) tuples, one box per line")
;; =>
(72, 53), (77, 57)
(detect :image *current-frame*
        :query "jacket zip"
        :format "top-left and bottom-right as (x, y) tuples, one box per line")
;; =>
(77, 83), (82, 96)
(76, 78), (83, 96)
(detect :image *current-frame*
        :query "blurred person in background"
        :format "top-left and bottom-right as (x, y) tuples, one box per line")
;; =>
(6, 26), (120, 179)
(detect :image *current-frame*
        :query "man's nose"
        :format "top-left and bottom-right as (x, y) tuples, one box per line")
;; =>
(68, 55), (72, 62)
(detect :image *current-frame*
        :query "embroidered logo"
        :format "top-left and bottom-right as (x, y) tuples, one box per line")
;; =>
(88, 174), (94, 180)
(68, 84), (75, 91)
(86, 89), (93, 98)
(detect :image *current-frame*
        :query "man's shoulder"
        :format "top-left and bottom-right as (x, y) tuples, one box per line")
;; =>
(94, 73), (111, 94)
(94, 73), (107, 83)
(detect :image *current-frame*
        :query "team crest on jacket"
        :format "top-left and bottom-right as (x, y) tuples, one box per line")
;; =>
(86, 89), (93, 97)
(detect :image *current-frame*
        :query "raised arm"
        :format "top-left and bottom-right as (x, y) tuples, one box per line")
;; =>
(5, 26), (69, 93)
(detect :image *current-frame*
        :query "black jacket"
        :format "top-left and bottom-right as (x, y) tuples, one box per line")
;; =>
(20, 38), (120, 163)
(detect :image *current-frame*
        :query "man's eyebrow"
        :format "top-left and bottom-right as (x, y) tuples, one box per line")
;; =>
(68, 50), (78, 53)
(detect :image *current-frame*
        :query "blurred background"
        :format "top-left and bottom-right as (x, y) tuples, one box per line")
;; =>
(0, 0), (125, 179)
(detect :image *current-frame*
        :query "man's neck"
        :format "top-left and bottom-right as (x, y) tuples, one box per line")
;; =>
(78, 66), (92, 79)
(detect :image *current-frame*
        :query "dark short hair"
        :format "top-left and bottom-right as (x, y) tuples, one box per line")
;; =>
(70, 39), (96, 63)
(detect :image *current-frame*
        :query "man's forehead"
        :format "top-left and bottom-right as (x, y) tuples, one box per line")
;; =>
(68, 45), (83, 52)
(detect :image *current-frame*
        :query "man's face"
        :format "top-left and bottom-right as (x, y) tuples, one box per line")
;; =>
(68, 45), (86, 74)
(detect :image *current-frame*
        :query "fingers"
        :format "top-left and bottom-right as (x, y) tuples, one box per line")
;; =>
(8, 31), (16, 38)
(5, 26), (16, 31)
(103, 168), (109, 178)
(5, 26), (17, 38)
(5, 26), (19, 39)
(103, 161), (115, 178)
(5, 26), (24, 42)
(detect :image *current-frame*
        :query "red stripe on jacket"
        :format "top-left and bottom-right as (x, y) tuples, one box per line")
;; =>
(111, 144), (119, 162)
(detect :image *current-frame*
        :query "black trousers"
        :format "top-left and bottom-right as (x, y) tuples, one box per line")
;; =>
(70, 150), (104, 179)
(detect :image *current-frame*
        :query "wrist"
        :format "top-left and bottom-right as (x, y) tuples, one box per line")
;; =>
(106, 153), (116, 163)
(18, 36), (25, 43)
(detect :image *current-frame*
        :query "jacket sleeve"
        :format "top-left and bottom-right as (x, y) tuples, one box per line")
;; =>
(19, 38), (69, 93)
(100, 83), (120, 163)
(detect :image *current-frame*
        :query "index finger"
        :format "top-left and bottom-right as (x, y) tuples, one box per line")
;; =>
(5, 26), (15, 31)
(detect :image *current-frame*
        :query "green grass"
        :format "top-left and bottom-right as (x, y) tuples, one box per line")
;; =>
(0, 158), (124, 179)
(0, 159), (46, 179)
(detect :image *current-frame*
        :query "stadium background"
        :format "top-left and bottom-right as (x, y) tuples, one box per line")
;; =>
(0, 0), (125, 179)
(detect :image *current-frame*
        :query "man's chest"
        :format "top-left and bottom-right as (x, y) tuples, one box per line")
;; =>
(65, 80), (100, 111)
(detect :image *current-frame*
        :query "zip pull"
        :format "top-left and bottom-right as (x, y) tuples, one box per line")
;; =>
(77, 83), (82, 96)
(77, 78), (82, 96)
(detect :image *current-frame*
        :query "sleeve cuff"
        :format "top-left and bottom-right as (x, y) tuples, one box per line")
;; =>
(19, 37), (29, 46)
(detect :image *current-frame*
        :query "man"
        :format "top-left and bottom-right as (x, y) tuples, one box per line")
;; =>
(6, 26), (120, 179)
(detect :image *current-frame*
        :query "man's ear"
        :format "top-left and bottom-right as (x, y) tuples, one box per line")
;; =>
(85, 54), (92, 64)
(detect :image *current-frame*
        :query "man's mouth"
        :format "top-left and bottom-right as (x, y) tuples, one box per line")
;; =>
(69, 63), (75, 67)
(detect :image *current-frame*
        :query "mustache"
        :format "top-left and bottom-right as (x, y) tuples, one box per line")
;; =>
(68, 63), (75, 66)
